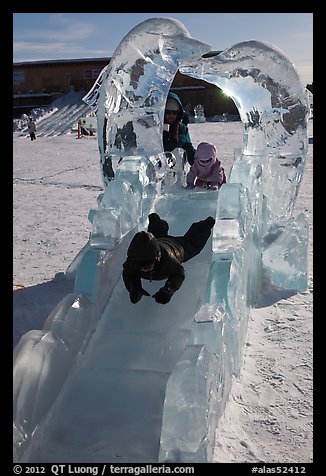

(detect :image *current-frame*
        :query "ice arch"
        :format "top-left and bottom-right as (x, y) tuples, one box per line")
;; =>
(84, 19), (309, 220)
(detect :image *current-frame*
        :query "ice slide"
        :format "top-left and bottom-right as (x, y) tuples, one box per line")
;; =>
(19, 92), (91, 137)
(15, 186), (222, 463)
(14, 18), (310, 463)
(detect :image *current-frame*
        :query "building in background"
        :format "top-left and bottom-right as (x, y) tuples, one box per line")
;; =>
(13, 57), (239, 119)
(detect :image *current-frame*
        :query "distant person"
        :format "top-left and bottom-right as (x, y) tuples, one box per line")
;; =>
(183, 103), (193, 125)
(114, 120), (137, 150)
(78, 119), (91, 137)
(27, 117), (36, 141)
(186, 142), (226, 190)
(163, 92), (196, 165)
(122, 213), (215, 304)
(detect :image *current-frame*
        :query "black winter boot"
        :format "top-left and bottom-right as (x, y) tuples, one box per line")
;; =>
(204, 216), (215, 228)
(148, 213), (169, 238)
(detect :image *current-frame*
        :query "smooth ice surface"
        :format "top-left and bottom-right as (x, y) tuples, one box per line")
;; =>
(159, 345), (219, 462)
(13, 17), (309, 463)
(262, 212), (309, 291)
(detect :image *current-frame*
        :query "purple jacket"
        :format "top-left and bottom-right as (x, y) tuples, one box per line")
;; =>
(186, 157), (226, 187)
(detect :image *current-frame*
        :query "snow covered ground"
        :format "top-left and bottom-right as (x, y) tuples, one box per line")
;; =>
(13, 117), (313, 463)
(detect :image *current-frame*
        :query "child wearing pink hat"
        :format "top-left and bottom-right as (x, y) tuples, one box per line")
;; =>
(186, 142), (226, 190)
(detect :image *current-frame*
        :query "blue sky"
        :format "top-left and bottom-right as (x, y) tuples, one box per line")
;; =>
(13, 13), (313, 85)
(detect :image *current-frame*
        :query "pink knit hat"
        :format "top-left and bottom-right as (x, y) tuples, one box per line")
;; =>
(194, 142), (217, 161)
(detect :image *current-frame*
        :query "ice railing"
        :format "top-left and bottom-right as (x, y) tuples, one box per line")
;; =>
(13, 17), (309, 463)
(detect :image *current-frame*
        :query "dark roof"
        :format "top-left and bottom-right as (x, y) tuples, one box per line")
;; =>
(13, 57), (111, 67)
(13, 93), (52, 98)
(202, 50), (222, 58)
(171, 86), (205, 91)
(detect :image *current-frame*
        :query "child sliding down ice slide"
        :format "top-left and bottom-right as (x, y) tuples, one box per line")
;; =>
(122, 213), (215, 305)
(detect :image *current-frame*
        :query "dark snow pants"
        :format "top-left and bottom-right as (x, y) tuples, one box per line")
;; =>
(148, 214), (214, 262)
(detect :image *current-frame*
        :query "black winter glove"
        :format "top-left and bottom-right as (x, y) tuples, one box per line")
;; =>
(129, 287), (150, 304)
(152, 286), (175, 304)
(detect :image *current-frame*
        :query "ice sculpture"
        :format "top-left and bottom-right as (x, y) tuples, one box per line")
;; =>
(13, 17), (309, 463)
(193, 104), (206, 123)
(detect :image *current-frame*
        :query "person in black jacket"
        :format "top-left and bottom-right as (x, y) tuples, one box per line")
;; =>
(122, 213), (215, 304)
(27, 117), (36, 141)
